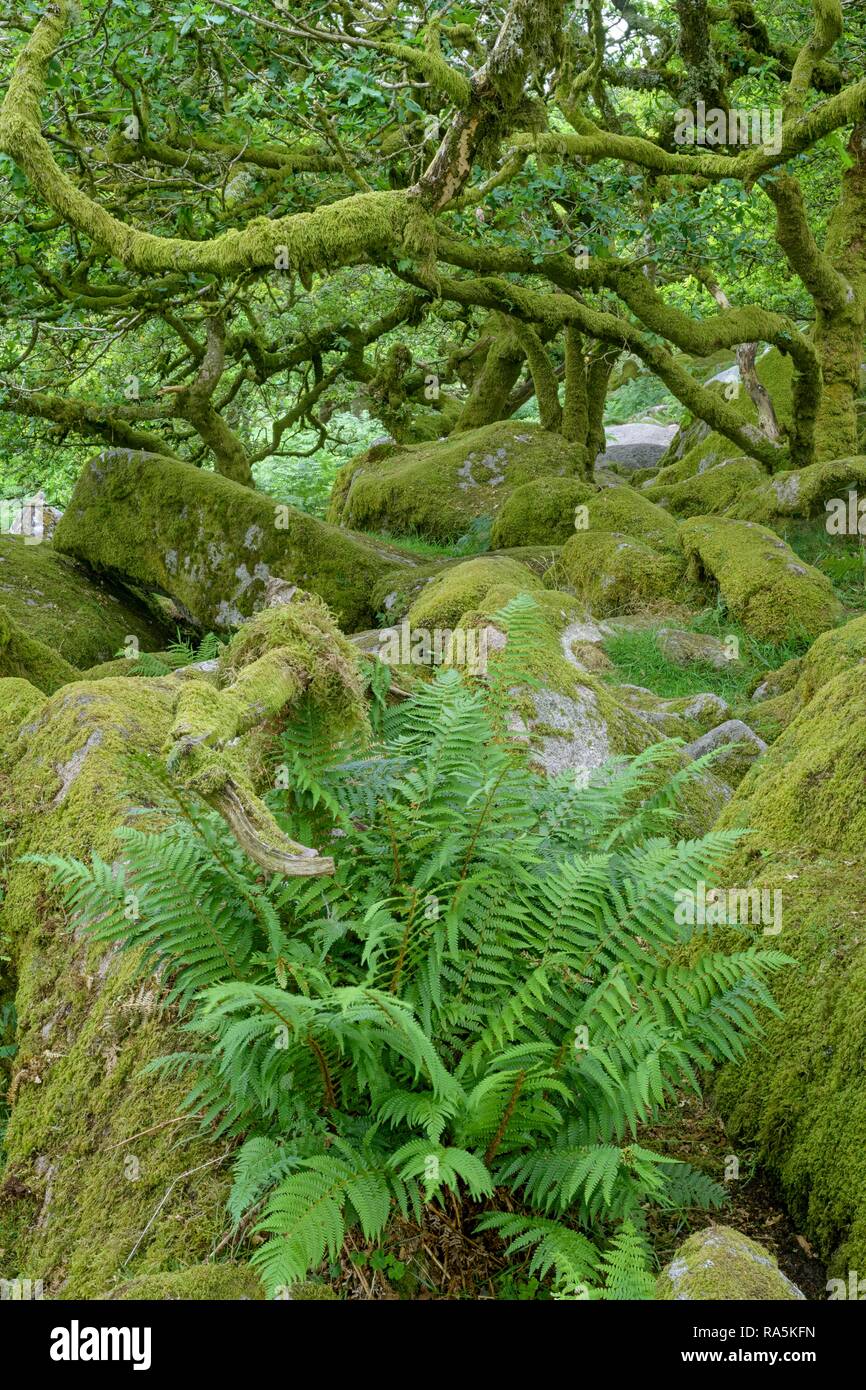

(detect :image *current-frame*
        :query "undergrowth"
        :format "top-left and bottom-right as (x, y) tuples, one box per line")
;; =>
(602, 606), (808, 704)
(34, 598), (789, 1300)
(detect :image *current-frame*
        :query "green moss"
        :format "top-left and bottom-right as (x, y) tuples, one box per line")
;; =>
(0, 605), (79, 693)
(718, 665), (866, 853)
(0, 675), (240, 1297)
(0, 677), (46, 744)
(53, 450), (419, 634)
(787, 612), (866, 705)
(711, 848), (866, 1278)
(169, 678), (242, 748)
(748, 612), (866, 737)
(550, 531), (687, 617)
(679, 516), (843, 642)
(280, 1280), (340, 1300)
(714, 865), (866, 1265)
(219, 597), (368, 739)
(491, 545), (564, 576)
(732, 455), (866, 523)
(82, 655), (174, 681)
(476, 584), (587, 627)
(407, 556), (542, 630)
(0, 536), (170, 671)
(652, 349), (796, 486)
(656, 1225), (804, 1300)
(644, 458), (768, 518)
(707, 667), (866, 1272)
(583, 485), (681, 552)
(105, 1263), (267, 1301)
(489, 476), (596, 548)
(327, 421), (589, 543)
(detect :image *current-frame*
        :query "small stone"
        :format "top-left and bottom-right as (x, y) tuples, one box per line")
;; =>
(657, 627), (744, 670)
(656, 1225), (805, 1300)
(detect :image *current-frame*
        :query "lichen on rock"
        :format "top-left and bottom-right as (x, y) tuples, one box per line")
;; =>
(328, 420), (588, 543)
(656, 1225), (805, 1300)
(52, 449), (419, 633)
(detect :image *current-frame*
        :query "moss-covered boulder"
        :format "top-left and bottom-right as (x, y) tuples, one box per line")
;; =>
(452, 595), (731, 831)
(327, 421), (588, 543)
(0, 675), (231, 1298)
(0, 595), (369, 1297)
(406, 555), (543, 630)
(0, 676), (46, 741)
(710, 666), (866, 1275)
(581, 485), (681, 552)
(682, 718), (768, 786)
(643, 458), (768, 518)
(0, 535), (171, 671)
(732, 455), (866, 524)
(656, 1226), (804, 1300)
(489, 476), (595, 548)
(749, 611), (866, 735)
(53, 449), (418, 633)
(618, 686), (735, 739)
(551, 532), (687, 617)
(719, 666), (865, 853)
(679, 516), (843, 642)
(0, 605), (79, 693)
(367, 546), (563, 627)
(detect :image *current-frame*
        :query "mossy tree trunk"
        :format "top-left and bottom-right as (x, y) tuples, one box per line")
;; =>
(813, 120), (866, 460)
(454, 320), (526, 431)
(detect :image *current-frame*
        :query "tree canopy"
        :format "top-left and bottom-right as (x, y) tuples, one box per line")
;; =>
(0, 0), (864, 495)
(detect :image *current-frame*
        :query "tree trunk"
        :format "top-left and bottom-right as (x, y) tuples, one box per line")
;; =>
(814, 121), (866, 461)
(454, 322), (525, 431)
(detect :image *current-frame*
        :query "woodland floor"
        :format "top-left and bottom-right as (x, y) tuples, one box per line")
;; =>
(318, 1098), (827, 1300)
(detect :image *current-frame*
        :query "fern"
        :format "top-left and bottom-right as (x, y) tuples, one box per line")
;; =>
(591, 1221), (657, 1301)
(39, 603), (791, 1296)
